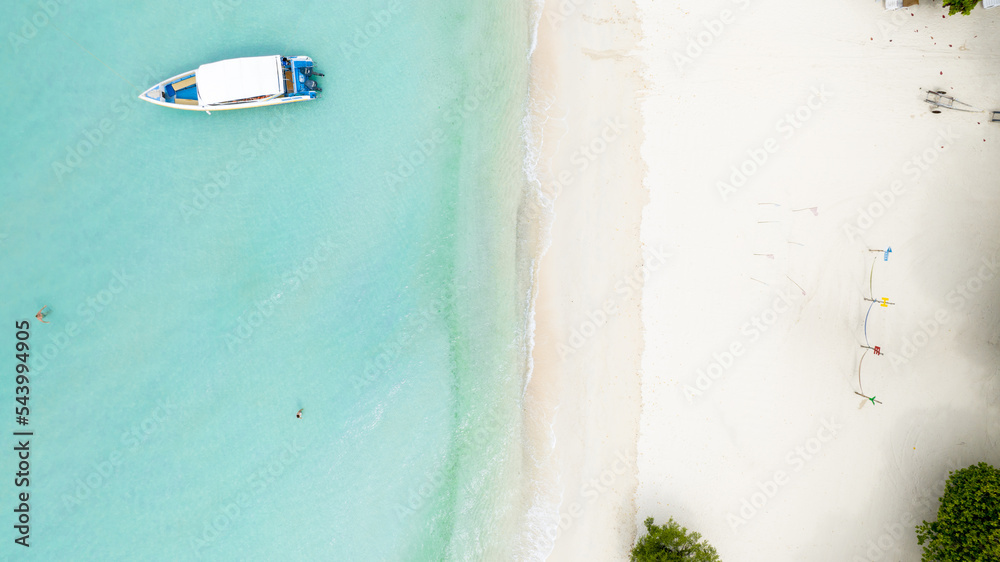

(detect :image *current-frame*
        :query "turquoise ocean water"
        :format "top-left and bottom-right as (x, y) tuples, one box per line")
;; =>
(1, 1), (544, 559)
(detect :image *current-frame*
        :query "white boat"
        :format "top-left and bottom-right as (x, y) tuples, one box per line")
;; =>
(139, 55), (322, 112)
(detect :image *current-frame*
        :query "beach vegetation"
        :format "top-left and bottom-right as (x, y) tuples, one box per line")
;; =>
(915, 462), (1000, 561)
(631, 516), (721, 562)
(942, 0), (979, 15)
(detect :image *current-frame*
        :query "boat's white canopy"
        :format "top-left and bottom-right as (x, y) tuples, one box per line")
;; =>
(197, 55), (284, 105)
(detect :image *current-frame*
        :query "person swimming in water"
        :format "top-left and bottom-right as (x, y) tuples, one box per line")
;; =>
(296, 408), (303, 419)
(36, 306), (50, 324)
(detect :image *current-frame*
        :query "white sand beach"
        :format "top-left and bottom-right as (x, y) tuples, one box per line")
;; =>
(635, 1), (1000, 560)
(531, 0), (1000, 560)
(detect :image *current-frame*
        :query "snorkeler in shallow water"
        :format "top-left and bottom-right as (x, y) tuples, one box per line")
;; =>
(36, 306), (50, 323)
(296, 409), (303, 419)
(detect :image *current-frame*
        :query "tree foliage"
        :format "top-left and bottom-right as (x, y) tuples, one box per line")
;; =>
(631, 517), (721, 562)
(942, 0), (979, 16)
(915, 462), (1000, 562)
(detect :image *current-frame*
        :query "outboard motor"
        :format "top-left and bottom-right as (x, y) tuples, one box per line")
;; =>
(305, 79), (321, 92)
(302, 67), (325, 77)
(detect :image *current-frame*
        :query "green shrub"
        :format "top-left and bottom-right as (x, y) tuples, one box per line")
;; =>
(915, 462), (1000, 561)
(631, 517), (721, 562)
(942, 0), (979, 16)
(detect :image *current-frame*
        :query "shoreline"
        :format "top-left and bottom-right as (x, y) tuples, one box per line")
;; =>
(522, 0), (648, 559)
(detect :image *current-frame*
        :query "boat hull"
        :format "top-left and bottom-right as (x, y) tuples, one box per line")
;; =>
(138, 56), (319, 112)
